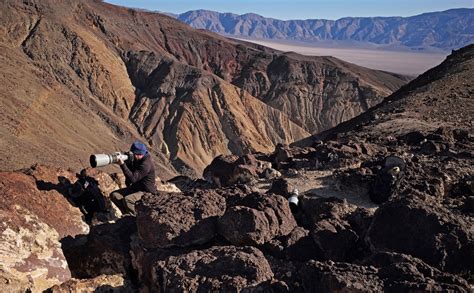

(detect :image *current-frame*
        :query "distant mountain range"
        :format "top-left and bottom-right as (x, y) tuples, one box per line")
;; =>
(172, 9), (474, 51)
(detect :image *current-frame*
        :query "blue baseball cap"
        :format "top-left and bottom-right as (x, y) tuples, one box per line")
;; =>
(130, 141), (148, 155)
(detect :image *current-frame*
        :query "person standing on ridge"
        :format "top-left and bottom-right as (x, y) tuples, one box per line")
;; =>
(110, 141), (156, 215)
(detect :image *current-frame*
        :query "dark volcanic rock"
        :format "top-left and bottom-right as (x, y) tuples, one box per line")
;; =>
(203, 155), (239, 186)
(144, 246), (273, 292)
(266, 178), (292, 197)
(366, 196), (474, 273)
(310, 219), (360, 262)
(297, 197), (367, 261)
(264, 227), (319, 261)
(399, 131), (425, 145)
(218, 193), (297, 246)
(204, 154), (271, 187)
(61, 217), (136, 279)
(299, 260), (383, 292)
(364, 252), (471, 292)
(136, 190), (226, 248)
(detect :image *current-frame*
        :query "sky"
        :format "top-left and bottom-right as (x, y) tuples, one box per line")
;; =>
(105, 0), (473, 20)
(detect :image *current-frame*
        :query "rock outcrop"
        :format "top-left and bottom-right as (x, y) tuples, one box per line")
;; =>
(0, 206), (71, 292)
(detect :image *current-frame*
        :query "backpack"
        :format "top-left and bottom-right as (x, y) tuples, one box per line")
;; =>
(369, 156), (406, 204)
(69, 176), (107, 220)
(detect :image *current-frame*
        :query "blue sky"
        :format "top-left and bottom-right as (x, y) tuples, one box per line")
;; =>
(105, 0), (473, 20)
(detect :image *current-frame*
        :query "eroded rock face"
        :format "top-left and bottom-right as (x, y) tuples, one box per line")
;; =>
(48, 274), (135, 292)
(366, 196), (473, 273)
(136, 190), (226, 248)
(0, 206), (71, 292)
(218, 193), (297, 246)
(147, 246), (274, 292)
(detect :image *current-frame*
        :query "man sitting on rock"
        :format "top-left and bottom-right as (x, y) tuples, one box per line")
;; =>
(110, 141), (156, 215)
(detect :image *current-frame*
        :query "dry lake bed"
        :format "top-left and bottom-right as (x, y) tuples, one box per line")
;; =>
(238, 39), (448, 76)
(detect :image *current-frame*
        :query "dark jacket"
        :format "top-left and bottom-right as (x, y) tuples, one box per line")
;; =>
(120, 153), (156, 193)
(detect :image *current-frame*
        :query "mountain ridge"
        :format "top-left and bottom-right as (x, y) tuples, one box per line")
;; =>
(174, 8), (474, 51)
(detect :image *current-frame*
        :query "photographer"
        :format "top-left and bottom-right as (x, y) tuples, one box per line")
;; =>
(110, 141), (156, 215)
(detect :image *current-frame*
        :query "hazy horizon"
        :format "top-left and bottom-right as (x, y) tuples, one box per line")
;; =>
(105, 0), (472, 20)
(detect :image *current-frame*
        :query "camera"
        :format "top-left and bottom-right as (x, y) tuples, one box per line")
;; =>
(89, 152), (132, 168)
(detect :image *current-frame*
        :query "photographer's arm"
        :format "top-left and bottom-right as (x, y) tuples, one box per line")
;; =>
(120, 162), (151, 184)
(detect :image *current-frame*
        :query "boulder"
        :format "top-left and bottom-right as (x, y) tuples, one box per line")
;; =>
(299, 196), (358, 226)
(0, 267), (32, 293)
(0, 206), (71, 292)
(299, 197), (371, 262)
(204, 154), (271, 186)
(167, 176), (212, 192)
(263, 168), (282, 179)
(266, 178), (292, 197)
(299, 260), (383, 292)
(62, 217), (137, 278)
(156, 180), (181, 193)
(364, 252), (470, 292)
(273, 144), (292, 168)
(264, 227), (319, 261)
(310, 219), (359, 262)
(366, 196), (473, 273)
(47, 274), (135, 292)
(218, 193), (297, 246)
(203, 154), (239, 186)
(399, 131), (425, 145)
(146, 246), (273, 292)
(136, 190), (226, 248)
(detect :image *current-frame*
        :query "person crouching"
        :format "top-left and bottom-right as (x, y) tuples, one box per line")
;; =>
(110, 141), (156, 215)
